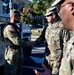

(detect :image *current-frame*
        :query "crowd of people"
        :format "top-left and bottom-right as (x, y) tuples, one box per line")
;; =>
(0, 0), (74, 75)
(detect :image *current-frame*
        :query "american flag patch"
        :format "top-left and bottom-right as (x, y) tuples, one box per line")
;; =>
(8, 27), (15, 32)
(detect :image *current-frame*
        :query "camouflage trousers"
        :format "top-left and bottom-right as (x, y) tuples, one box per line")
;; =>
(4, 47), (23, 75)
(44, 55), (61, 75)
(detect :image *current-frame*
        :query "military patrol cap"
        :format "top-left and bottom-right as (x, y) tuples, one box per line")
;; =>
(10, 9), (21, 16)
(45, 7), (57, 16)
(52, 0), (64, 7)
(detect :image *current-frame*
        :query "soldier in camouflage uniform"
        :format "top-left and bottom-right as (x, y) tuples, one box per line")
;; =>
(33, 7), (63, 75)
(3, 9), (25, 75)
(45, 7), (63, 75)
(52, 2), (74, 74)
(35, 8), (62, 75)
(34, 0), (74, 75)
(52, 0), (74, 74)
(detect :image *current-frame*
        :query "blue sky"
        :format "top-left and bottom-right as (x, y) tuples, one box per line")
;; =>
(29, 0), (33, 2)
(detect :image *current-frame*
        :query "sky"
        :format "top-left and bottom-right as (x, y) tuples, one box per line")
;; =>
(29, 0), (33, 2)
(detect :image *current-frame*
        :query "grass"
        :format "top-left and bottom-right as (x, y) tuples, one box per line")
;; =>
(31, 28), (43, 36)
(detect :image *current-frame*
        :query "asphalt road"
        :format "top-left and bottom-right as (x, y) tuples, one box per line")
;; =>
(22, 42), (45, 75)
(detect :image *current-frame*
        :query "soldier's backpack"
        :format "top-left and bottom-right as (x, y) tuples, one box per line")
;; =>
(59, 36), (74, 75)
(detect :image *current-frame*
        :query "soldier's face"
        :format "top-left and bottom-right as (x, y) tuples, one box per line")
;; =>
(46, 15), (53, 23)
(15, 15), (21, 23)
(58, 0), (74, 31)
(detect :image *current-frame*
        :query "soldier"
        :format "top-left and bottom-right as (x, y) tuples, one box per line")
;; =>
(34, 0), (74, 75)
(45, 7), (63, 75)
(31, 8), (53, 71)
(3, 9), (24, 75)
(33, 7), (63, 75)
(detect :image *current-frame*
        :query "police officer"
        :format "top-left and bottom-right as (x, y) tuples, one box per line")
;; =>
(34, 0), (74, 75)
(3, 9), (24, 75)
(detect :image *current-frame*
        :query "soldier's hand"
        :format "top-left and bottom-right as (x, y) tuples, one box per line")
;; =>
(30, 41), (35, 49)
(34, 64), (52, 75)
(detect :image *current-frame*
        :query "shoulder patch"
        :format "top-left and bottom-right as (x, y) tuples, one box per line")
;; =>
(7, 25), (15, 32)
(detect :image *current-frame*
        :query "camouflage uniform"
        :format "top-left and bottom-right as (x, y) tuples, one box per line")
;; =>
(61, 30), (74, 57)
(59, 30), (74, 75)
(60, 29), (70, 57)
(59, 34), (74, 75)
(52, 0), (74, 75)
(45, 21), (63, 75)
(3, 23), (24, 75)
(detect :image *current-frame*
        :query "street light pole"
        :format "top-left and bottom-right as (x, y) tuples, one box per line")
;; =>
(9, 0), (12, 11)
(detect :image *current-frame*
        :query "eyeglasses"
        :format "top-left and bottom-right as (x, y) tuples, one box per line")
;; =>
(56, 1), (74, 12)
(45, 14), (52, 17)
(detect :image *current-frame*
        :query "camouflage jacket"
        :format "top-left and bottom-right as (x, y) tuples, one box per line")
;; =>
(59, 35), (74, 75)
(3, 23), (28, 47)
(45, 21), (63, 60)
(60, 29), (74, 57)
(3, 23), (24, 64)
